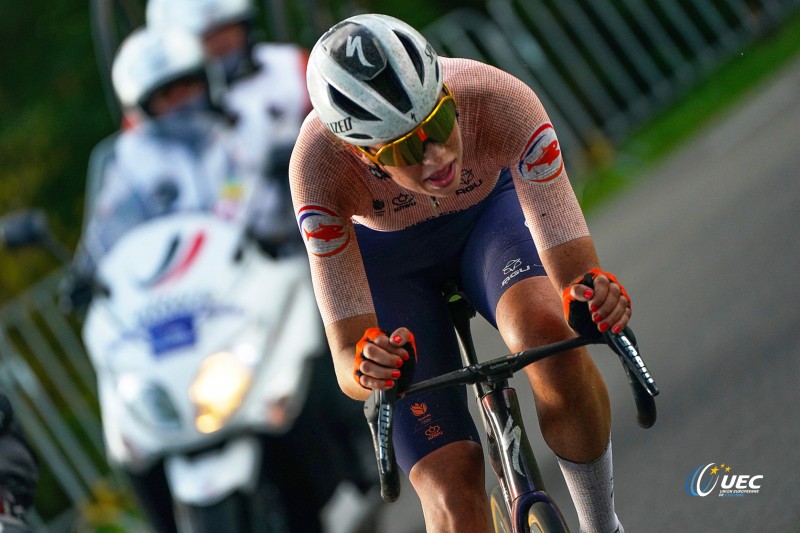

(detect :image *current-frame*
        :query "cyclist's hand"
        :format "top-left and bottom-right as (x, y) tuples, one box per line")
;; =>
(354, 327), (417, 392)
(563, 268), (631, 339)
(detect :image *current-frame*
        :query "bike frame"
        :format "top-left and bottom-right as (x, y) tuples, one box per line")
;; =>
(364, 283), (658, 532)
(447, 286), (583, 532)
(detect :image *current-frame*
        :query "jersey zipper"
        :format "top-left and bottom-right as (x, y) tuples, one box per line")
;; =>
(429, 195), (441, 217)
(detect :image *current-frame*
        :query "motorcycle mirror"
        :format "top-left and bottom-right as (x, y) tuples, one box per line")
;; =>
(0, 210), (50, 250)
(1, 209), (74, 265)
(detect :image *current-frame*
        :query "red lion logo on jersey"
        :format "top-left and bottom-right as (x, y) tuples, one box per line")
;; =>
(297, 205), (351, 257)
(518, 123), (564, 183)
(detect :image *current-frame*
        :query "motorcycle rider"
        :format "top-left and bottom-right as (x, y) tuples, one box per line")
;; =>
(146, 0), (311, 252)
(145, 0), (382, 522)
(63, 24), (378, 533)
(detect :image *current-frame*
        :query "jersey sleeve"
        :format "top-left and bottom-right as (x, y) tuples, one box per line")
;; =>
(289, 114), (376, 325)
(476, 65), (590, 251)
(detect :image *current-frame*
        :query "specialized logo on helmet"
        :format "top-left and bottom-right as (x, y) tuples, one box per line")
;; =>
(518, 123), (564, 183)
(297, 205), (351, 257)
(326, 22), (387, 80)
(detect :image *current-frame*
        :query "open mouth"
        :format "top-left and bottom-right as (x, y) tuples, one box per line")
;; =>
(424, 162), (455, 189)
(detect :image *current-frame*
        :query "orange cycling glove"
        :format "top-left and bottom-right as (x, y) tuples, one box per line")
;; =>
(354, 327), (417, 392)
(562, 268), (631, 340)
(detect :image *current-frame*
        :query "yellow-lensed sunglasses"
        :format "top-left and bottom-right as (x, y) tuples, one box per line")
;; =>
(358, 84), (457, 167)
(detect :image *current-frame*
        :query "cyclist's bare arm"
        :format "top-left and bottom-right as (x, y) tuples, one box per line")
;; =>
(539, 236), (631, 333)
(325, 314), (412, 400)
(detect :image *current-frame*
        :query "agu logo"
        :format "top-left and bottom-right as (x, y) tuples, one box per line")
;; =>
(686, 462), (763, 497)
(518, 123), (564, 183)
(297, 205), (350, 257)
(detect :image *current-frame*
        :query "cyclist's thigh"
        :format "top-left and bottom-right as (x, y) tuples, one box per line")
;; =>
(460, 168), (547, 326)
(354, 227), (482, 474)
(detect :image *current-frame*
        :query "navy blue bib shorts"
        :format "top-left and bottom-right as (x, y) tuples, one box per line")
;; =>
(354, 169), (548, 472)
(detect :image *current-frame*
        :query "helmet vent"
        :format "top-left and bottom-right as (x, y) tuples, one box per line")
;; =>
(393, 30), (425, 85)
(366, 66), (412, 114)
(329, 86), (380, 121)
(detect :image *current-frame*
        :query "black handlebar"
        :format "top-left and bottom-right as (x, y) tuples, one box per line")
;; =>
(363, 387), (401, 502)
(364, 328), (659, 502)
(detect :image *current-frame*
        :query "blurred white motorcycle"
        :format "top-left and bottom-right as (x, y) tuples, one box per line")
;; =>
(0, 207), (378, 533)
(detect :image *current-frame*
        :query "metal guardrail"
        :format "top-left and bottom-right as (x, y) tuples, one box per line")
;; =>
(3, 0), (799, 529)
(0, 271), (115, 531)
(426, 0), (800, 173)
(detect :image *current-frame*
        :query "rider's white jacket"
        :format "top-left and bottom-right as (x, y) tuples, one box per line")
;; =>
(79, 42), (310, 270)
(224, 42), (310, 240)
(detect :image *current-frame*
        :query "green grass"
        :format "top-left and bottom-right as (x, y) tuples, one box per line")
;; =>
(576, 10), (800, 213)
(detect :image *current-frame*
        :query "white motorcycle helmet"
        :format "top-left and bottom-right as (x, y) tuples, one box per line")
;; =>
(146, 0), (256, 37)
(111, 26), (211, 117)
(306, 14), (443, 146)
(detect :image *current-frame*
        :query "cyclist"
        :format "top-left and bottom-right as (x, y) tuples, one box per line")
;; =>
(290, 14), (631, 533)
(145, 0), (311, 247)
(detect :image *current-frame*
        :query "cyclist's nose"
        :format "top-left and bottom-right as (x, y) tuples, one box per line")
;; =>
(421, 139), (449, 165)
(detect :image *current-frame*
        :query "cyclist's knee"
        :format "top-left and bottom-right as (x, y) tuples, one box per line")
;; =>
(410, 440), (488, 506)
(496, 277), (572, 351)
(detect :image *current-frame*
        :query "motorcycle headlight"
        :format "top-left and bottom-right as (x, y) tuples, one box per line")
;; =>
(189, 350), (253, 433)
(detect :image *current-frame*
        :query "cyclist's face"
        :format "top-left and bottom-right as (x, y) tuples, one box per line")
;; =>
(360, 120), (463, 197)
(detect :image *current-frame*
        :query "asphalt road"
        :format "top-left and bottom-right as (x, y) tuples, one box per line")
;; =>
(374, 56), (800, 533)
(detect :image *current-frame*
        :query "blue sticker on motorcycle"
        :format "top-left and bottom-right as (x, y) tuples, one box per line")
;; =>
(147, 314), (197, 356)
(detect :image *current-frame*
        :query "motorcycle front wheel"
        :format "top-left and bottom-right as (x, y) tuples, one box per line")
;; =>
(173, 480), (291, 533)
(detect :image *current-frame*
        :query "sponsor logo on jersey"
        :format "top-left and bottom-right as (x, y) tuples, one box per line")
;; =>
(456, 167), (483, 195)
(372, 199), (386, 216)
(392, 192), (417, 212)
(518, 123), (564, 183)
(297, 205), (350, 257)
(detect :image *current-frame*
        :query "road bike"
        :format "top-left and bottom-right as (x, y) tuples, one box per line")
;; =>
(364, 282), (659, 533)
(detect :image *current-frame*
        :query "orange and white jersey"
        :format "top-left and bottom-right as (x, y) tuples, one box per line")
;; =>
(289, 57), (589, 325)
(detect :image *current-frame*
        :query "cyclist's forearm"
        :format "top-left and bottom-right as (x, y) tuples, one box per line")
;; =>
(325, 314), (380, 401)
(539, 236), (601, 291)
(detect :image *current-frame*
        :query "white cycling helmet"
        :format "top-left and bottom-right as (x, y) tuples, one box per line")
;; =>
(112, 26), (207, 114)
(307, 14), (442, 146)
(146, 0), (256, 36)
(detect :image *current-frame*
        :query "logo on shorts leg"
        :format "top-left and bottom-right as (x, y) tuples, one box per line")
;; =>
(518, 123), (564, 183)
(297, 205), (350, 257)
(501, 258), (531, 287)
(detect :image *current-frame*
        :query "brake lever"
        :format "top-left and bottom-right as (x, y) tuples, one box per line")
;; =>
(364, 388), (401, 502)
(604, 328), (659, 397)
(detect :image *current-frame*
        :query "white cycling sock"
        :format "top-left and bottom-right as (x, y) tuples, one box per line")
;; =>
(557, 441), (624, 533)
